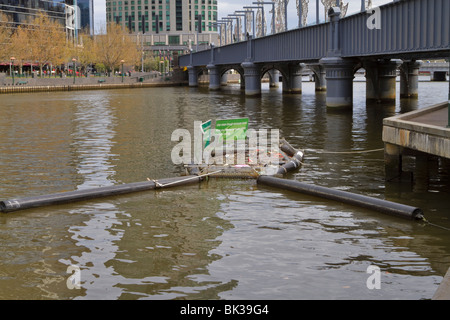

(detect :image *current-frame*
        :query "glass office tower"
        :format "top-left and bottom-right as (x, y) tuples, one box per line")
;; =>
(0, 1), (94, 34)
(65, 0), (94, 34)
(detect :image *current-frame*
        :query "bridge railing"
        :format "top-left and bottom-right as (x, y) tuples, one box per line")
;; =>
(180, 22), (330, 67)
(340, 0), (450, 58)
(189, 50), (210, 66)
(253, 23), (329, 63)
(179, 0), (450, 67)
(214, 42), (248, 65)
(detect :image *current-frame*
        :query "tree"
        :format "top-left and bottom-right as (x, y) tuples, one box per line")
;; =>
(23, 11), (68, 76)
(94, 23), (140, 75)
(0, 12), (13, 62)
(70, 31), (96, 76)
(9, 24), (30, 75)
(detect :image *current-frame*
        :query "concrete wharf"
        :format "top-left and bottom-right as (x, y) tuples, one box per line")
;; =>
(383, 102), (450, 183)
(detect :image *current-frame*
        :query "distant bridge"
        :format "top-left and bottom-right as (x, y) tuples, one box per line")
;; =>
(179, 0), (450, 108)
(419, 62), (449, 81)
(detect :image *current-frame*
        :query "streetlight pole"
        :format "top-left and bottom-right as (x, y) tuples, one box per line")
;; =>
(235, 11), (252, 39)
(209, 22), (226, 46)
(253, 1), (275, 35)
(229, 13), (247, 41)
(222, 17), (235, 43)
(121, 60), (125, 83)
(285, 1), (288, 31)
(217, 20), (228, 45)
(10, 57), (15, 86)
(252, 2), (265, 36)
(243, 7), (258, 38)
(72, 58), (76, 84)
(227, 15), (241, 42)
(316, 0), (319, 24)
(298, 0), (302, 27)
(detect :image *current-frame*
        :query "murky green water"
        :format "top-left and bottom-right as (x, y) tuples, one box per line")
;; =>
(1, 79), (449, 300)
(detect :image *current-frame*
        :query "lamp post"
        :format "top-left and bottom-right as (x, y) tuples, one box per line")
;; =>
(229, 13), (247, 41)
(221, 17), (236, 43)
(196, 14), (202, 52)
(222, 14), (241, 42)
(72, 58), (76, 84)
(242, 7), (258, 38)
(121, 60), (125, 83)
(217, 20), (229, 44)
(235, 11), (252, 39)
(209, 22), (226, 46)
(10, 57), (15, 86)
(253, 1), (275, 35)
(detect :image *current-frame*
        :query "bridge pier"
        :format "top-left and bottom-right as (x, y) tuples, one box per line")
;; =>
(187, 66), (199, 87)
(282, 63), (304, 94)
(268, 69), (280, 88)
(207, 64), (221, 90)
(320, 57), (356, 109)
(241, 62), (261, 96)
(400, 60), (422, 99)
(309, 64), (327, 91)
(221, 73), (228, 86)
(364, 59), (401, 104)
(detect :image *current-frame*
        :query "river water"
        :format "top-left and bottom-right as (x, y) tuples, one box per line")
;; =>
(0, 78), (449, 300)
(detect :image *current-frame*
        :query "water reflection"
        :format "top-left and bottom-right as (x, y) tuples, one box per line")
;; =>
(60, 92), (123, 298)
(72, 92), (118, 188)
(207, 186), (443, 299)
(0, 80), (449, 300)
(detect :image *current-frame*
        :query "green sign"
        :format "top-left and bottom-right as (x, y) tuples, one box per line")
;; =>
(202, 118), (248, 148)
(215, 118), (249, 143)
(201, 119), (212, 147)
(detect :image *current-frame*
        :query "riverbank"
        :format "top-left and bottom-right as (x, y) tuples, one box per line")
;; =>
(0, 71), (188, 94)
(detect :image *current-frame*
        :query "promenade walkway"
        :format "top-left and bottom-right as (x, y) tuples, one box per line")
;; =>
(0, 71), (187, 94)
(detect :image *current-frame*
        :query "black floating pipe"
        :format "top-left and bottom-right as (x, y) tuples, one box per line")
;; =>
(277, 139), (304, 175)
(0, 176), (202, 213)
(257, 176), (424, 221)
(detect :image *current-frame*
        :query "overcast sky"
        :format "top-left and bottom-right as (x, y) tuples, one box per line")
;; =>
(93, 0), (392, 33)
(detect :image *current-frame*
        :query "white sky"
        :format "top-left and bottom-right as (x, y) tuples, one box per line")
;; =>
(93, 0), (392, 33)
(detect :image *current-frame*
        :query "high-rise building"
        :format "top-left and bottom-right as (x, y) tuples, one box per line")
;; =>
(65, 0), (94, 34)
(105, 0), (218, 50)
(0, 0), (66, 27)
(0, 1), (94, 35)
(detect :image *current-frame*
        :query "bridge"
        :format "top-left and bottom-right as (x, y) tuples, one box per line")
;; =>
(179, 0), (450, 108)
(419, 62), (450, 81)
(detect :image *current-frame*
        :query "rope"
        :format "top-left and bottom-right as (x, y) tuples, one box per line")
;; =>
(147, 169), (223, 188)
(422, 217), (450, 232)
(305, 148), (384, 155)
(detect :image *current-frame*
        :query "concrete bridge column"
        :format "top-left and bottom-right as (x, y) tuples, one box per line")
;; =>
(309, 64), (327, 91)
(320, 57), (356, 109)
(268, 69), (280, 88)
(241, 62), (261, 96)
(282, 63), (304, 94)
(221, 73), (228, 86)
(187, 66), (199, 87)
(207, 64), (220, 90)
(240, 73), (246, 91)
(364, 59), (401, 103)
(400, 60), (422, 99)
